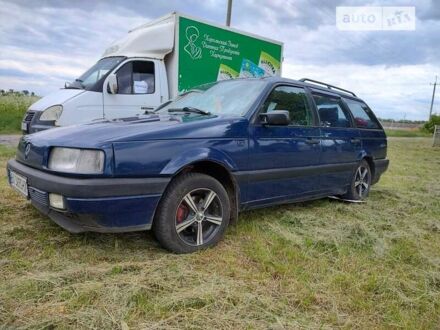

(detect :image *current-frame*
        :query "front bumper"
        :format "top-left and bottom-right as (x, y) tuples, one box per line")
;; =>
(7, 159), (170, 233)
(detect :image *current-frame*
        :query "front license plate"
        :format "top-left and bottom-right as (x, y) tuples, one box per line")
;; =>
(9, 170), (28, 197)
(21, 122), (28, 131)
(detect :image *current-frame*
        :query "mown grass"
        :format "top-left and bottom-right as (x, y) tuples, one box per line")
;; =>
(0, 139), (439, 328)
(0, 95), (39, 134)
(385, 129), (431, 138)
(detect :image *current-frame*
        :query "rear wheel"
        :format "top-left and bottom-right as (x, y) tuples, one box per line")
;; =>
(343, 159), (372, 200)
(153, 173), (230, 253)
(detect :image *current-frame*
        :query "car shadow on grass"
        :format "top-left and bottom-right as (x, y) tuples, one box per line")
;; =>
(6, 205), (166, 257)
(5, 191), (392, 257)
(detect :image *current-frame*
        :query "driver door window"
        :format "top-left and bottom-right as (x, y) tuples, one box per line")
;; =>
(103, 60), (160, 119)
(261, 86), (313, 126)
(116, 61), (155, 94)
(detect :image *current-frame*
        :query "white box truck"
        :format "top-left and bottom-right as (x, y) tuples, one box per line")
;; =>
(23, 12), (283, 133)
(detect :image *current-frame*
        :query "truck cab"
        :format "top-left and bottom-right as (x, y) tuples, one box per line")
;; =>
(22, 12), (177, 134)
(24, 56), (169, 133)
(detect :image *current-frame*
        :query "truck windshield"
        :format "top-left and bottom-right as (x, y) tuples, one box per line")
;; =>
(67, 56), (126, 90)
(157, 80), (267, 116)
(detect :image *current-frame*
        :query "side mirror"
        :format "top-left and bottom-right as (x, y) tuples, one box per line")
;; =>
(107, 73), (118, 94)
(259, 110), (290, 126)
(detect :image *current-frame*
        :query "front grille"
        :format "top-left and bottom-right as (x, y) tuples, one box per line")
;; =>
(29, 187), (48, 207)
(24, 111), (35, 122)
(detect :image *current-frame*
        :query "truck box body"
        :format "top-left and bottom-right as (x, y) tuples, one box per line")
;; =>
(103, 12), (283, 97)
(23, 12), (283, 133)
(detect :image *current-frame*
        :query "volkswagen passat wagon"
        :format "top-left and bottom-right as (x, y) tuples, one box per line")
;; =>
(7, 77), (389, 253)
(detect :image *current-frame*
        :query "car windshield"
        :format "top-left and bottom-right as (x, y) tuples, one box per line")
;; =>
(156, 80), (267, 116)
(67, 56), (125, 90)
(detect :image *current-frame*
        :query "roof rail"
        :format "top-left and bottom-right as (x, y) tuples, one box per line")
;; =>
(299, 78), (356, 97)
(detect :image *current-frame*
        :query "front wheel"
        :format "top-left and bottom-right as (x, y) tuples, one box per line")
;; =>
(153, 173), (230, 253)
(342, 159), (372, 201)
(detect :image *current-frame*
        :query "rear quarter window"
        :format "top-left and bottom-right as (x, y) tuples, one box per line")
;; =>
(344, 98), (381, 129)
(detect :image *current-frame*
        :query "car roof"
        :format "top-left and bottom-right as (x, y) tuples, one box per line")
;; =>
(191, 77), (365, 103)
(257, 76), (364, 102)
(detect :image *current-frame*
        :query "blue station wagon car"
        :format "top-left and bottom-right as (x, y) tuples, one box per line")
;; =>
(7, 77), (389, 253)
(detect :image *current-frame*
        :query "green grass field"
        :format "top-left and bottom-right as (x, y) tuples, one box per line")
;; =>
(385, 129), (431, 138)
(0, 94), (39, 134)
(0, 138), (439, 329)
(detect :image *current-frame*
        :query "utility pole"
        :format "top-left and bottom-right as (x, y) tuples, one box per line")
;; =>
(429, 75), (437, 120)
(226, 0), (232, 26)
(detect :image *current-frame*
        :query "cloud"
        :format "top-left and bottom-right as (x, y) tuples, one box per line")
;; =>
(283, 63), (437, 120)
(418, 0), (440, 21)
(0, 0), (438, 120)
(232, 0), (440, 66)
(0, 0), (150, 94)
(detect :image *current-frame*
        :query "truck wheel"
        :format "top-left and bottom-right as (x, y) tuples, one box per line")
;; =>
(342, 159), (372, 201)
(153, 173), (230, 253)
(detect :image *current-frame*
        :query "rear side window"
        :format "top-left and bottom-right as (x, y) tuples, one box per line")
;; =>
(312, 94), (351, 128)
(261, 86), (313, 126)
(344, 99), (381, 129)
(116, 61), (155, 94)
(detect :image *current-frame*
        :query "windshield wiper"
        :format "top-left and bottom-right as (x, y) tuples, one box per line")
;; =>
(168, 107), (211, 115)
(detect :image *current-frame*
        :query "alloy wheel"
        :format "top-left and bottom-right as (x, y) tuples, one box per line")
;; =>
(175, 188), (223, 246)
(354, 166), (369, 197)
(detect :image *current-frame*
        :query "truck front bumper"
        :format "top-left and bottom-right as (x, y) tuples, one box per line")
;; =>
(7, 159), (170, 233)
(22, 110), (55, 134)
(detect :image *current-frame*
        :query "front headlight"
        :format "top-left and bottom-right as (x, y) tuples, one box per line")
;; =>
(40, 105), (63, 124)
(48, 147), (105, 174)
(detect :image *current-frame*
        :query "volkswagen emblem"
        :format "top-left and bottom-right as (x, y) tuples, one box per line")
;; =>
(24, 143), (31, 159)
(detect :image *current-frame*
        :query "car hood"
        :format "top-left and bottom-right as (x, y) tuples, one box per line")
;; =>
(29, 89), (85, 111)
(22, 113), (248, 148)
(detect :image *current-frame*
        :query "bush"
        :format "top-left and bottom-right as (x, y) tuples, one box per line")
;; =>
(0, 94), (39, 133)
(422, 114), (440, 134)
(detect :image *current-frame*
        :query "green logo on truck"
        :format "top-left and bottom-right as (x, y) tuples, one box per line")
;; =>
(183, 26), (202, 60)
(178, 16), (282, 92)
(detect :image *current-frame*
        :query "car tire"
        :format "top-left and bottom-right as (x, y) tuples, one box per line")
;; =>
(342, 159), (372, 201)
(153, 172), (231, 253)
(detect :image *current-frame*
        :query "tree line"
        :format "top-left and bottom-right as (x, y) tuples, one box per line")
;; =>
(0, 89), (37, 97)
(378, 118), (426, 124)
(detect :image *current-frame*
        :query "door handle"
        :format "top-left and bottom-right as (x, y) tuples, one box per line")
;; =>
(305, 138), (320, 145)
(350, 138), (361, 144)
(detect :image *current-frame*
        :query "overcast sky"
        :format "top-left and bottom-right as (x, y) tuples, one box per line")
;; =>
(0, 0), (439, 120)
